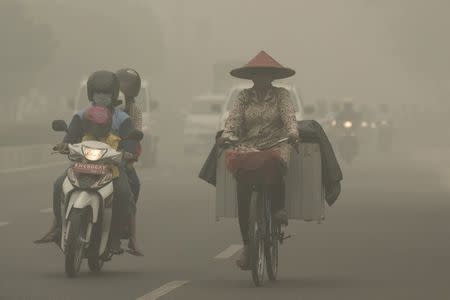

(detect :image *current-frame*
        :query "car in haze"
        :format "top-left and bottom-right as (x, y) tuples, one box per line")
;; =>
(73, 79), (159, 168)
(183, 93), (226, 155)
(218, 83), (305, 129)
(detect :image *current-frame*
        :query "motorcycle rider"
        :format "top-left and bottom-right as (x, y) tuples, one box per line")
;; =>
(34, 71), (140, 255)
(115, 68), (143, 256)
(335, 99), (361, 127)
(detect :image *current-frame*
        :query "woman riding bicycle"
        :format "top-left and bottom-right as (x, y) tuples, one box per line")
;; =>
(217, 51), (300, 269)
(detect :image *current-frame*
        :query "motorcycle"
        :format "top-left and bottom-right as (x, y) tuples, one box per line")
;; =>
(51, 120), (143, 277)
(221, 137), (291, 286)
(332, 119), (359, 164)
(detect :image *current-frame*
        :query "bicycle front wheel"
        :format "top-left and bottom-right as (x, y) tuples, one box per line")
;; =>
(249, 189), (265, 287)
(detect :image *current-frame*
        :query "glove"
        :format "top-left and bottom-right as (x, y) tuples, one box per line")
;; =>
(123, 152), (137, 162)
(53, 142), (69, 153)
(216, 137), (227, 146)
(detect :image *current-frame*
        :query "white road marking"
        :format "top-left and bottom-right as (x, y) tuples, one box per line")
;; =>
(40, 208), (53, 213)
(0, 162), (66, 174)
(137, 281), (188, 300)
(214, 244), (243, 259)
(0, 222), (10, 227)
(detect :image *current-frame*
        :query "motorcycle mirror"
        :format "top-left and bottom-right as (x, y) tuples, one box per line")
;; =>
(127, 130), (144, 141)
(304, 105), (316, 115)
(52, 120), (68, 133)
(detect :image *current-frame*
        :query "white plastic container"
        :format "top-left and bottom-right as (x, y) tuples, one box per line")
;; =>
(214, 143), (325, 222)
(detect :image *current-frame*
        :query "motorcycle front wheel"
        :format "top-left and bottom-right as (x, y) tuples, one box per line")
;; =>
(65, 208), (88, 278)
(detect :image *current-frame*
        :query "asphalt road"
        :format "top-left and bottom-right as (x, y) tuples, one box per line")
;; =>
(0, 147), (449, 300)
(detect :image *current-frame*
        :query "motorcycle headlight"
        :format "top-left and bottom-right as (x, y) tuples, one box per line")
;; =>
(82, 146), (107, 162)
(361, 121), (368, 128)
(344, 121), (353, 128)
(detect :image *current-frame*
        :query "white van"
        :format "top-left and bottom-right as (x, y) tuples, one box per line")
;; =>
(183, 93), (226, 154)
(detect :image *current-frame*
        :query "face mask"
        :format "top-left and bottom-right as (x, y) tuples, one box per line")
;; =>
(92, 93), (113, 107)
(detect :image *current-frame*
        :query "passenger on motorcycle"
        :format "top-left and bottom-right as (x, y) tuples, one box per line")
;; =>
(35, 71), (141, 255)
(216, 51), (300, 269)
(115, 68), (143, 256)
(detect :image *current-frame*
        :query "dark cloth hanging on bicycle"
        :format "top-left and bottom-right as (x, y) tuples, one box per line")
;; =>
(198, 120), (343, 206)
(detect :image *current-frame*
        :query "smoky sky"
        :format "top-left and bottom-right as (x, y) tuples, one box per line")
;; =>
(9, 0), (450, 110)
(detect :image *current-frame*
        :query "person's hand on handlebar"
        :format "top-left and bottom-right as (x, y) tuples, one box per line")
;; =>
(288, 135), (300, 153)
(123, 151), (138, 162)
(53, 142), (69, 154)
(216, 137), (228, 147)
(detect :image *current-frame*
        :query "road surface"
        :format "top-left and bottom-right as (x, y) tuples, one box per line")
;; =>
(0, 149), (449, 300)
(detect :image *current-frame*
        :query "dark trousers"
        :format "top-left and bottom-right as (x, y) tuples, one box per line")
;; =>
(125, 166), (140, 204)
(237, 181), (285, 244)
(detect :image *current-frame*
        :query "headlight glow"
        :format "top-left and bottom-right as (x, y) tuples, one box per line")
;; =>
(344, 121), (353, 128)
(331, 120), (337, 127)
(371, 122), (377, 129)
(361, 121), (368, 128)
(381, 120), (388, 126)
(82, 146), (107, 161)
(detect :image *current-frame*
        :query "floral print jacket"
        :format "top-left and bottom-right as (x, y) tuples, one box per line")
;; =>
(222, 86), (299, 163)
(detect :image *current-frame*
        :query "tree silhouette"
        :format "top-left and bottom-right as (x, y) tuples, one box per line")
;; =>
(0, 0), (57, 101)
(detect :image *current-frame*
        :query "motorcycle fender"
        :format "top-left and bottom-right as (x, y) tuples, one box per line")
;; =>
(97, 182), (114, 201)
(65, 191), (100, 223)
(62, 177), (75, 196)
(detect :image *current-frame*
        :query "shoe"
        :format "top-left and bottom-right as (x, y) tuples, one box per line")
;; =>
(126, 215), (143, 256)
(34, 218), (60, 244)
(109, 239), (124, 255)
(126, 239), (143, 257)
(273, 209), (288, 226)
(109, 231), (124, 255)
(236, 245), (251, 270)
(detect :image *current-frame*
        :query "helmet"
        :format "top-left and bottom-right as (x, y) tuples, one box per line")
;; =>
(82, 106), (112, 139)
(115, 68), (141, 99)
(86, 71), (120, 106)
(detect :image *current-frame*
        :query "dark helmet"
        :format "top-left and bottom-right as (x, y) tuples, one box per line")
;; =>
(86, 70), (120, 105)
(82, 106), (112, 139)
(115, 68), (141, 99)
